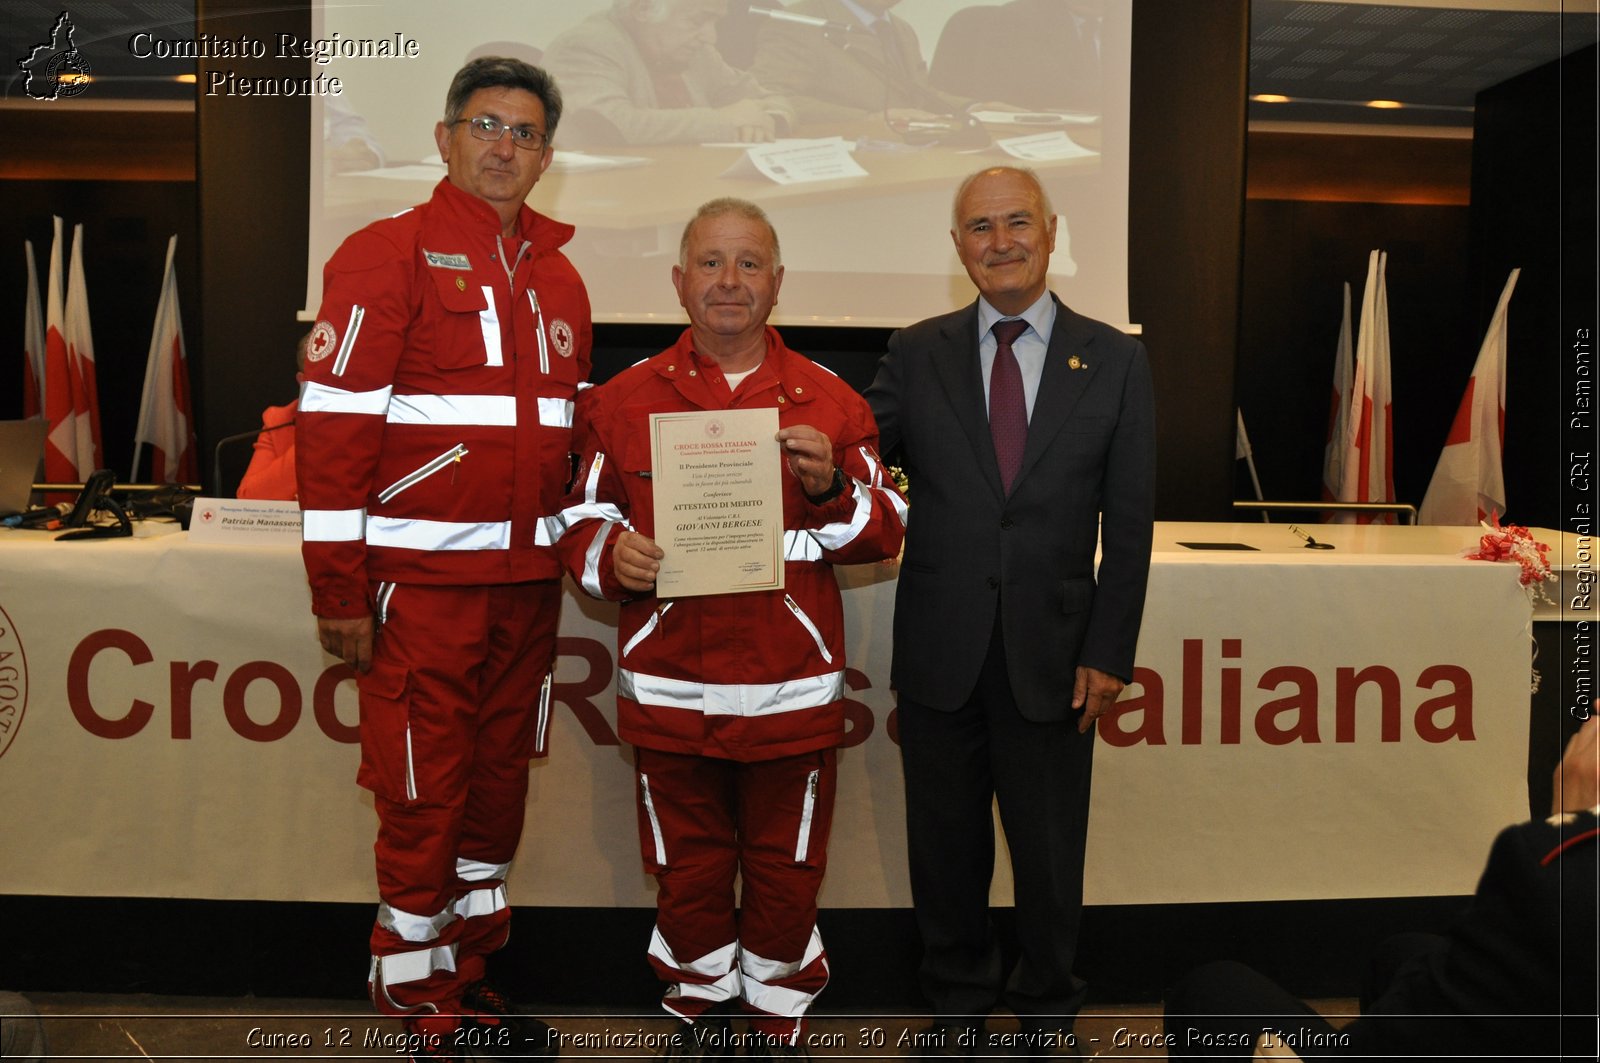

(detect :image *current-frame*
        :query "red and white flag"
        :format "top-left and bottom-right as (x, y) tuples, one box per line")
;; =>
(22, 240), (45, 419)
(1419, 268), (1521, 525)
(132, 236), (198, 483)
(1320, 281), (1353, 502)
(44, 219), (103, 482)
(64, 223), (103, 471)
(1333, 250), (1394, 523)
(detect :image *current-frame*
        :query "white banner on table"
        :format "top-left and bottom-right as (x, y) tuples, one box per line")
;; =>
(0, 524), (1532, 906)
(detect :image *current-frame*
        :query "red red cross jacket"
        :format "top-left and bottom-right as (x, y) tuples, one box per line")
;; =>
(554, 328), (907, 761)
(298, 179), (592, 618)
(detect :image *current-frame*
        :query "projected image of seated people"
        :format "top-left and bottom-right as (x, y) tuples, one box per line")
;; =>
(306, 0), (1125, 331)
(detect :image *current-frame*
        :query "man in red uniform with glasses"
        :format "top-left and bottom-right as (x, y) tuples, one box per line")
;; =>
(298, 57), (591, 1059)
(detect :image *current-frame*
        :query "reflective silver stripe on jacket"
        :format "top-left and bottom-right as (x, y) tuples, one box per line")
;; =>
(860, 444), (909, 526)
(807, 480), (872, 550)
(300, 381), (392, 415)
(546, 452), (624, 545)
(537, 396), (574, 428)
(478, 286), (503, 367)
(579, 521), (617, 597)
(360, 516), (555, 551)
(366, 516), (511, 551)
(529, 289), (550, 375)
(303, 508), (366, 541)
(782, 529), (825, 561)
(385, 393), (516, 426)
(617, 670), (845, 716)
(332, 304), (364, 377)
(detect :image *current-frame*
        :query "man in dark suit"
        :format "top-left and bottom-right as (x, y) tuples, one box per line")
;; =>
(866, 166), (1155, 1049)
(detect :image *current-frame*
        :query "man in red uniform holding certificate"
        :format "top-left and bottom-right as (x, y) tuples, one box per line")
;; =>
(554, 198), (905, 1055)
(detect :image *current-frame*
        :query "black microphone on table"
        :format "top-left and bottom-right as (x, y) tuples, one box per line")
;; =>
(1289, 524), (1335, 550)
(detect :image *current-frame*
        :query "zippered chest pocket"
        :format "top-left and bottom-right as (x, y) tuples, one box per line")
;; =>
(379, 444), (467, 503)
(783, 595), (834, 665)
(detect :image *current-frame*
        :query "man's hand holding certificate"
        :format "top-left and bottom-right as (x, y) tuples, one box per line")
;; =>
(649, 407), (785, 598)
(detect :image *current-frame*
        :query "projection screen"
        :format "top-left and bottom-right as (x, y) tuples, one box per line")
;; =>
(305, 0), (1131, 329)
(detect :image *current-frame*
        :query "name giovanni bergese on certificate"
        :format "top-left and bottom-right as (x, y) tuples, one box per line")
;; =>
(649, 407), (783, 598)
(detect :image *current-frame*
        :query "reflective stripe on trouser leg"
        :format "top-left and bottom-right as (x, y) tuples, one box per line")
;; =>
(634, 747), (743, 1020)
(362, 581), (560, 1013)
(648, 928), (743, 1021)
(740, 927), (830, 1044)
(451, 856), (512, 988)
(456, 582), (561, 985)
(735, 751), (837, 1040)
(368, 898), (459, 1017)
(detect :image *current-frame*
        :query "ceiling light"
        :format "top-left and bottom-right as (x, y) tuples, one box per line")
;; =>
(1366, 99), (1404, 109)
(1251, 94), (1292, 104)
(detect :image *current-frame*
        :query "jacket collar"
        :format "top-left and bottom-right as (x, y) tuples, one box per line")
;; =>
(651, 327), (815, 407)
(425, 178), (574, 255)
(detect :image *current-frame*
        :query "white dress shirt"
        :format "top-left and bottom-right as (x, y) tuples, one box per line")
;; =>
(977, 290), (1057, 422)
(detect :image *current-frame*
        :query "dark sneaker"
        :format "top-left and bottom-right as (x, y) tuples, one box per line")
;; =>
(660, 1015), (735, 1059)
(402, 1015), (463, 1062)
(459, 980), (559, 1059)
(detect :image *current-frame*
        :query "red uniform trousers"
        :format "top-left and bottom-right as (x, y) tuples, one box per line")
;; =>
(635, 746), (838, 1043)
(357, 580), (560, 1017)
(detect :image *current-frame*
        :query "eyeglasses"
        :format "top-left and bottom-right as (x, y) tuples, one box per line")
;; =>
(453, 115), (547, 151)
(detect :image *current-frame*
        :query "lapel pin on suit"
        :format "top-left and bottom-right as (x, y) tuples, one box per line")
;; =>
(1068, 354), (1086, 370)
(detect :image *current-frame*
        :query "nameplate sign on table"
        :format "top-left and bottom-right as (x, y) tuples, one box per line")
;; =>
(186, 498), (303, 545)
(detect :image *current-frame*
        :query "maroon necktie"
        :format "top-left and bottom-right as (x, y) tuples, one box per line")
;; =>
(989, 318), (1029, 493)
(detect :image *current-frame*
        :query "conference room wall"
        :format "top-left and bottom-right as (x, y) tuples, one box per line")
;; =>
(1469, 44), (1597, 536)
(1235, 199), (1476, 515)
(1233, 45), (1597, 535)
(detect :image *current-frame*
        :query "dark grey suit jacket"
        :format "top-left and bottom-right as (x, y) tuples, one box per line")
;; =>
(866, 296), (1155, 721)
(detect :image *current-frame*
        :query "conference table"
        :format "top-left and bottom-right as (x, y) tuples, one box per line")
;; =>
(0, 517), (1555, 907)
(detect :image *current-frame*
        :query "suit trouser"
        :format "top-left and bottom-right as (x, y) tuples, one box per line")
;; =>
(635, 746), (836, 1043)
(898, 620), (1094, 1027)
(356, 581), (560, 1017)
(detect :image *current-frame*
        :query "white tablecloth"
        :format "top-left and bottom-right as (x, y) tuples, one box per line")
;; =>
(0, 521), (1538, 905)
